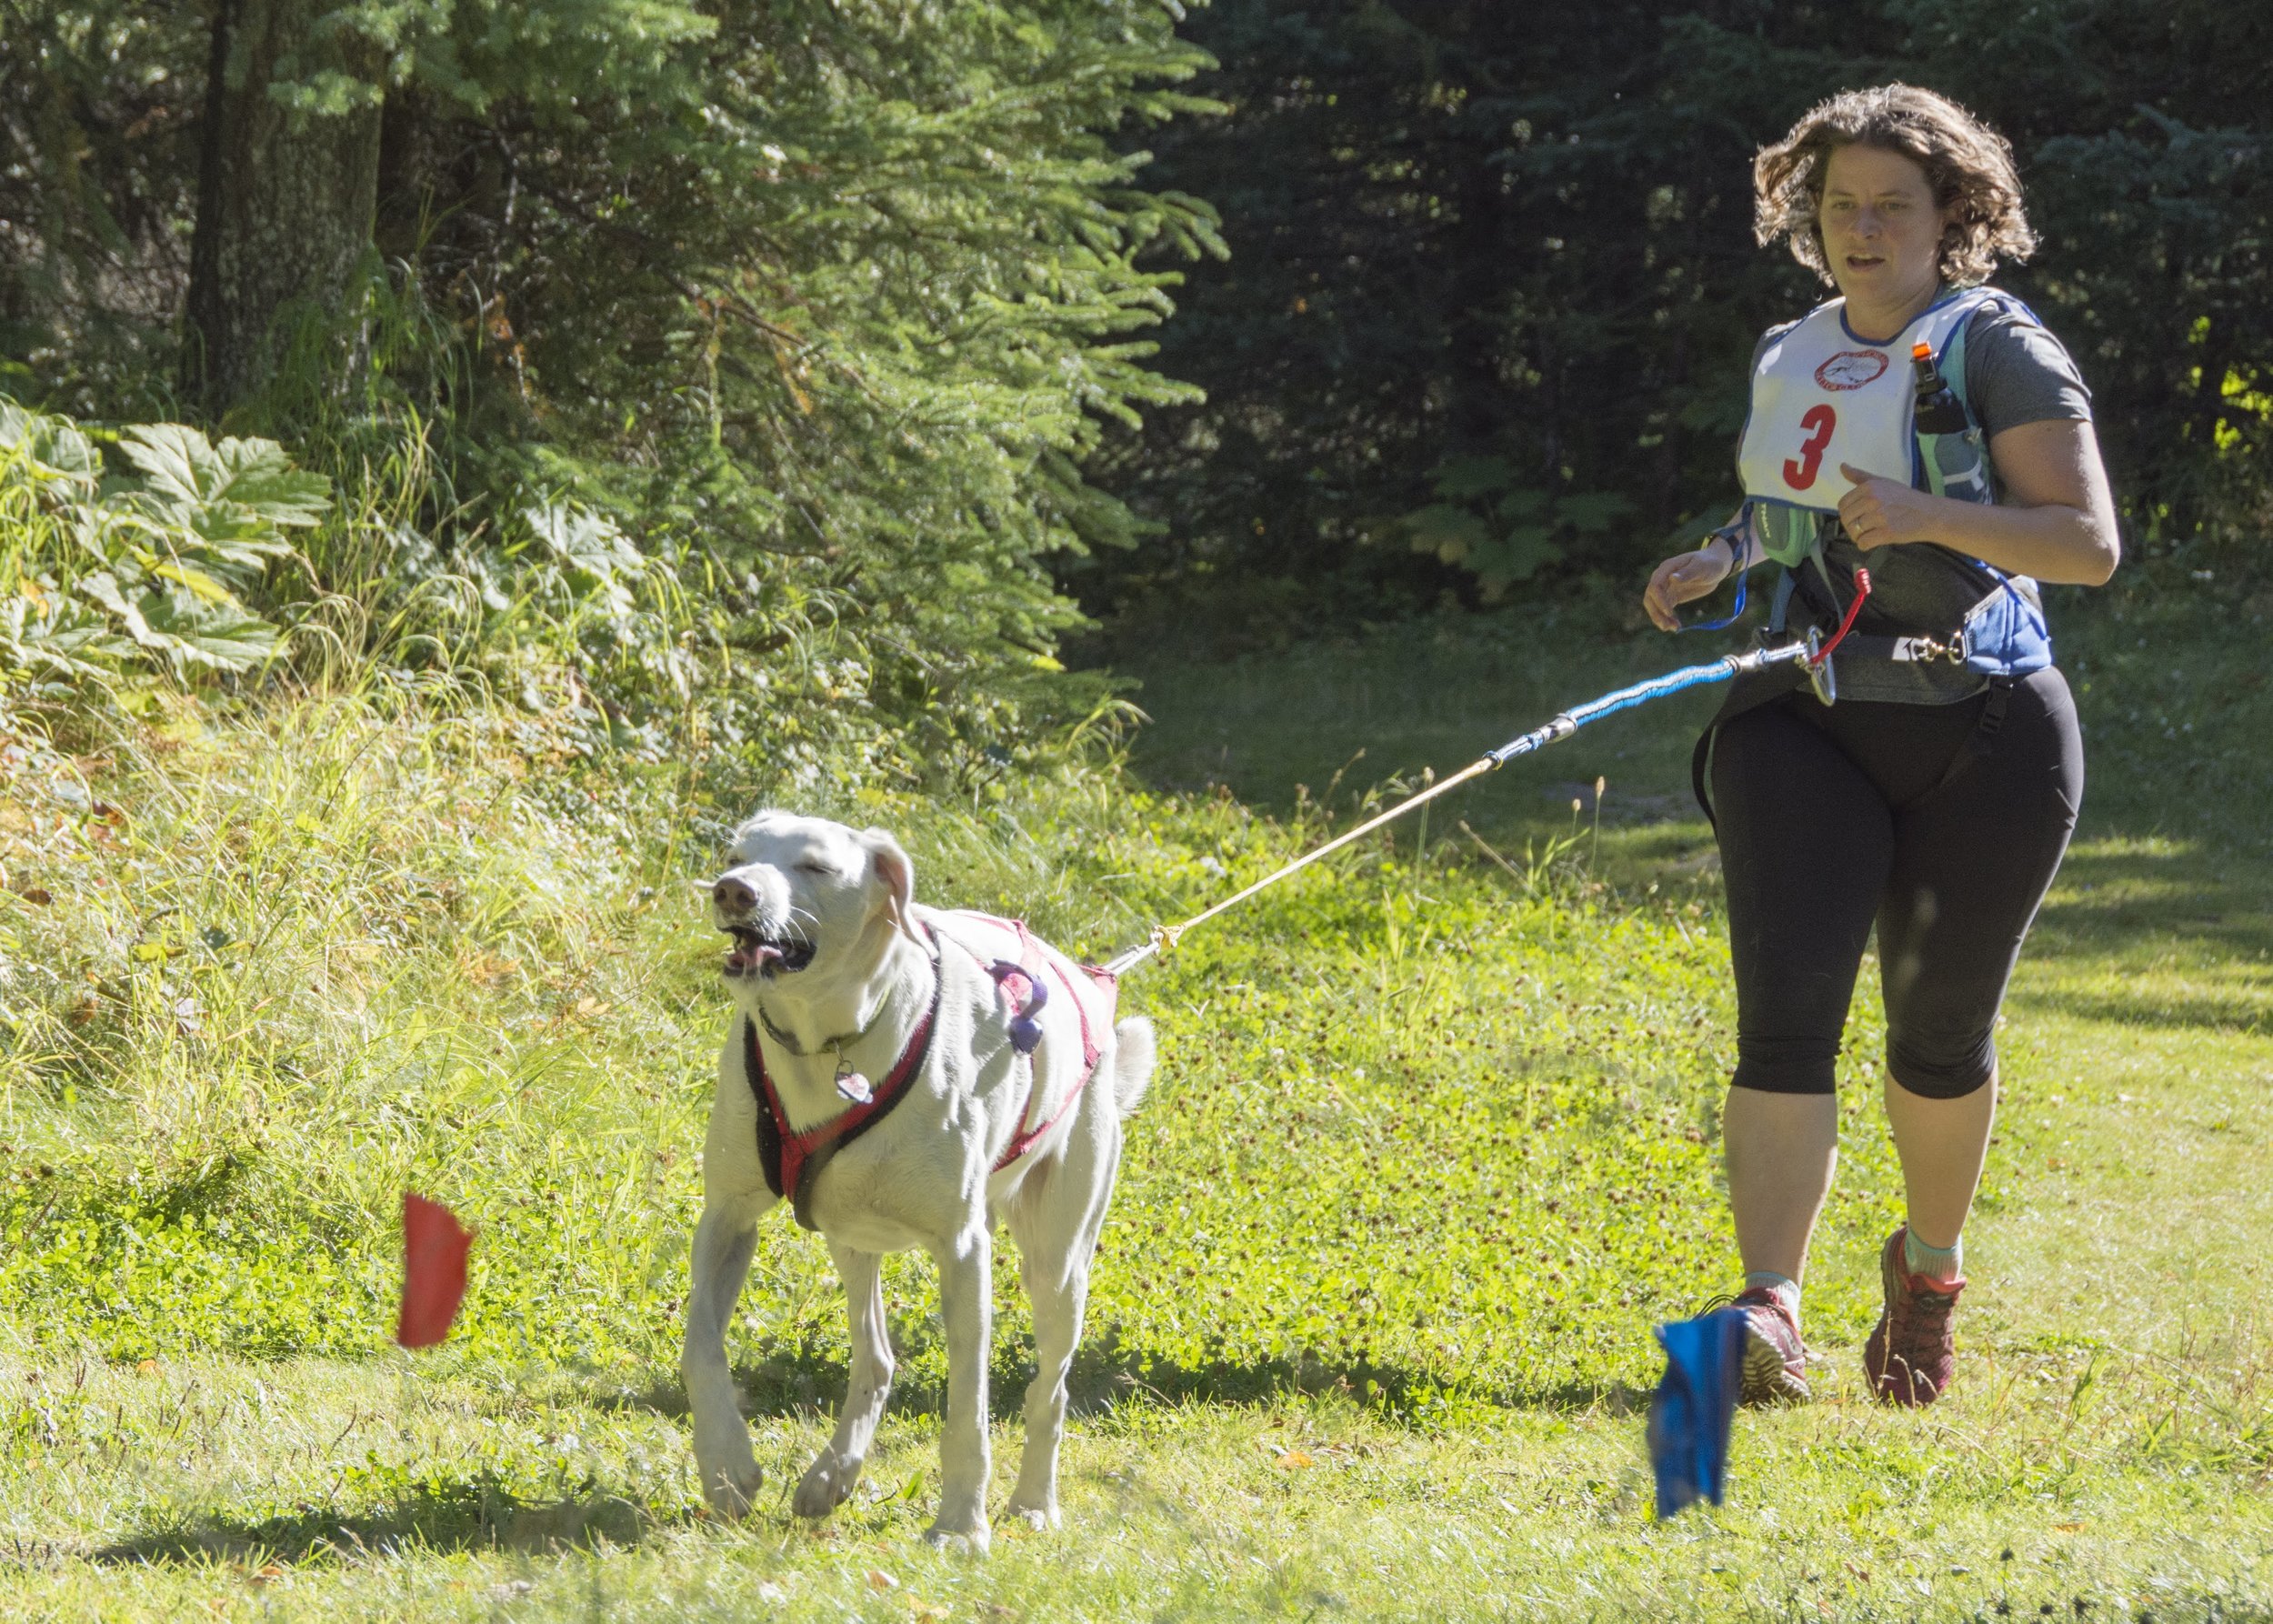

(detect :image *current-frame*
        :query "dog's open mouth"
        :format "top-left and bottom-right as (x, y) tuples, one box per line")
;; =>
(723, 926), (816, 977)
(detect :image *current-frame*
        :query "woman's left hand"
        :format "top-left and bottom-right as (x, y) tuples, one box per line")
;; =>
(1837, 463), (1940, 550)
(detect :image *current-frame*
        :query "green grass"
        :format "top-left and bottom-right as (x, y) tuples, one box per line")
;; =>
(2, 578), (2269, 1619)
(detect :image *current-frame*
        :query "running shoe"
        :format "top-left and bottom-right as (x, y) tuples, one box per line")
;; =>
(1713, 1285), (1811, 1406)
(1863, 1227), (1965, 1407)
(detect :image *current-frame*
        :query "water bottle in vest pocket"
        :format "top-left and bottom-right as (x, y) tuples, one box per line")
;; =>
(1910, 340), (1991, 503)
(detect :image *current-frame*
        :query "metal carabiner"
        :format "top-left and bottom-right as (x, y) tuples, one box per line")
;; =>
(1804, 625), (1837, 706)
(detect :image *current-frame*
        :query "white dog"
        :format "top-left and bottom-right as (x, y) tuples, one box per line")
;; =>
(680, 811), (1155, 1549)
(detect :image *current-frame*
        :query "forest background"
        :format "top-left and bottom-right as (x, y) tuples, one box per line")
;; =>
(5, 0), (2271, 748)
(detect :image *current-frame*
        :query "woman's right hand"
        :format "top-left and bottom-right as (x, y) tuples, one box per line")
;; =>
(1642, 539), (1736, 632)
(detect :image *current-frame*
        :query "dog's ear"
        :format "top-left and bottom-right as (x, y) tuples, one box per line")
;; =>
(858, 828), (923, 945)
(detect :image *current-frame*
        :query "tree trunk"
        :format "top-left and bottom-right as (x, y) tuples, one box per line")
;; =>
(185, 0), (383, 413)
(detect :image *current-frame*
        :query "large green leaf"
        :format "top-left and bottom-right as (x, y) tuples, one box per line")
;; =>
(526, 504), (646, 619)
(1554, 491), (1636, 535)
(1397, 503), (1493, 566)
(1428, 456), (1518, 502)
(0, 589), (127, 676)
(75, 568), (281, 671)
(118, 425), (331, 527)
(1468, 526), (1564, 600)
(177, 506), (296, 578)
(148, 559), (242, 607)
(75, 571), (160, 649)
(136, 589), (285, 670)
(0, 402), (103, 495)
(527, 504), (646, 581)
(1493, 487), (1551, 523)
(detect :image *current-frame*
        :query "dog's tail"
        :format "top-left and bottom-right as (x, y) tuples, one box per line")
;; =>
(1108, 1017), (1155, 1117)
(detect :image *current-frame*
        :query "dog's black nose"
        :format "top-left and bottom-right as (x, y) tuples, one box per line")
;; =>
(713, 876), (756, 914)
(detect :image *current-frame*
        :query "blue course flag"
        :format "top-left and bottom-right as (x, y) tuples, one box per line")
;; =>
(1647, 1308), (1747, 1519)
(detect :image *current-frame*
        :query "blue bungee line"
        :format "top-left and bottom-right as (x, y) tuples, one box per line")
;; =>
(1099, 629), (1818, 977)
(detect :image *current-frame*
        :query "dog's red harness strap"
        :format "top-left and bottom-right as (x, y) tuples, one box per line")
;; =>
(743, 931), (944, 1231)
(746, 1017), (786, 1198)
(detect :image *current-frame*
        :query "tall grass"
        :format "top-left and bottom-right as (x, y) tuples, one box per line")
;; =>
(0, 656), (1186, 1368)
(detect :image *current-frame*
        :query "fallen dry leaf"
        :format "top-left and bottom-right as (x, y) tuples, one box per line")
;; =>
(867, 1569), (899, 1591)
(458, 950), (522, 990)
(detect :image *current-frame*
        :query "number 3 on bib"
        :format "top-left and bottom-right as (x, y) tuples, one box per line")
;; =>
(1783, 405), (1836, 491)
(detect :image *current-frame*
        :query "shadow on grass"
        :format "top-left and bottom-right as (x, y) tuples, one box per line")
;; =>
(587, 1331), (1649, 1432)
(90, 1471), (660, 1569)
(91, 1347), (1649, 1574)
(2014, 843), (2273, 1032)
(2011, 984), (2268, 1036)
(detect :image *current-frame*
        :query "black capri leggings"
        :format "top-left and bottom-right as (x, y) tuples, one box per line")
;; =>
(1706, 667), (2082, 1098)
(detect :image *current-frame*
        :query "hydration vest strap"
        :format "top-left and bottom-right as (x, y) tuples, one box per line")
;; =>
(1928, 299), (2049, 628)
(1767, 567), (1797, 635)
(1943, 317), (1973, 413)
(1806, 536), (1837, 602)
(1921, 676), (2017, 798)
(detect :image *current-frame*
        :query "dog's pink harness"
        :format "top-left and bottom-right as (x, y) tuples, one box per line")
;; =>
(742, 913), (1117, 1230)
(945, 912), (1119, 1172)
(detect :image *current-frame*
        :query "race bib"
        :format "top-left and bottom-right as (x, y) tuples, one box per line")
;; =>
(1737, 289), (1995, 513)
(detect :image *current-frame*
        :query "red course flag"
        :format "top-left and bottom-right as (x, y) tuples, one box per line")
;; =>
(396, 1192), (473, 1349)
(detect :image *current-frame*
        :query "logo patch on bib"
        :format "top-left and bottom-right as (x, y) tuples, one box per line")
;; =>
(1814, 349), (1889, 390)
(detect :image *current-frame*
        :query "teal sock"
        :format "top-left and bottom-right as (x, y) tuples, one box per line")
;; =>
(1743, 1270), (1801, 1326)
(1903, 1228), (1964, 1282)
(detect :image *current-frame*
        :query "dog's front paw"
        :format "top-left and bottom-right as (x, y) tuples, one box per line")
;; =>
(1003, 1498), (1059, 1533)
(792, 1449), (863, 1519)
(921, 1513), (991, 1555)
(697, 1455), (766, 1518)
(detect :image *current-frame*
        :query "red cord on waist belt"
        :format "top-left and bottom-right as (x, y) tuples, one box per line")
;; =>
(1812, 567), (1871, 665)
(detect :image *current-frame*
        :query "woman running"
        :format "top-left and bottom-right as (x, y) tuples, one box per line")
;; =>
(1641, 85), (2119, 1407)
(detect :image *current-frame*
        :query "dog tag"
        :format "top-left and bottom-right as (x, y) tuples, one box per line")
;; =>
(834, 1065), (873, 1105)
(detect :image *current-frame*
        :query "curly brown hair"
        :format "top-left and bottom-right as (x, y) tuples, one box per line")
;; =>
(1754, 84), (2037, 287)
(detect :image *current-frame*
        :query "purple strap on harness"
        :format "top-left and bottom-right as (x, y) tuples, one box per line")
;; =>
(988, 958), (1049, 1054)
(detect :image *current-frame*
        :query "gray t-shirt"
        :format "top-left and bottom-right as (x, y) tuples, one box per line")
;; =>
(1746, 294), (2092, 702)
(1958, 301), (2093, 442)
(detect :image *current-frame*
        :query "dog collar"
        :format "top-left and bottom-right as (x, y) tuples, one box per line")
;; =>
(755, 944), (934, 1103)
(754, 997), (892, 1060)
